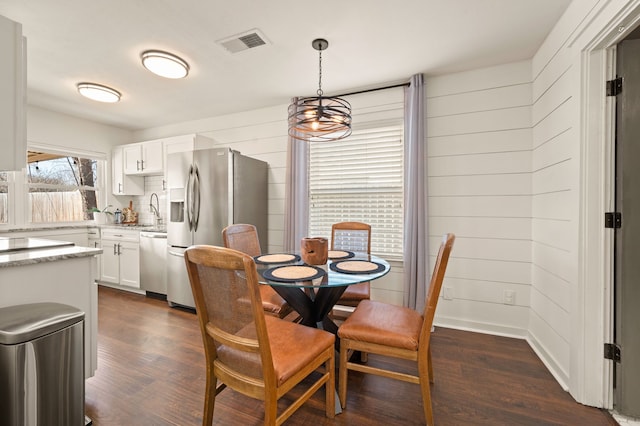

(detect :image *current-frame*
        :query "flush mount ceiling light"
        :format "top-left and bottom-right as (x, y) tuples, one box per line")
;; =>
(288, 39), (352, 142)
(141, 50), (189, 79)
(76, 82), (121, 103)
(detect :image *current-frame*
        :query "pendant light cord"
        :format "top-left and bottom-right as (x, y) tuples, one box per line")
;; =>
(317, 49), (323, 97)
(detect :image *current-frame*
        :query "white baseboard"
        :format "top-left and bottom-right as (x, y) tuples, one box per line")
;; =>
(526, 330), (570, 392)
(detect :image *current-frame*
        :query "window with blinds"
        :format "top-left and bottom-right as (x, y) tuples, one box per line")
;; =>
(308, 124), (404, 259)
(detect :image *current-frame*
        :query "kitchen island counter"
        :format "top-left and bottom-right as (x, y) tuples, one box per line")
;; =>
(0, 239), (101, 378)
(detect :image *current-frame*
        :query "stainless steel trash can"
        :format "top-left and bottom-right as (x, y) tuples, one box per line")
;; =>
(0, 302), (85, 426)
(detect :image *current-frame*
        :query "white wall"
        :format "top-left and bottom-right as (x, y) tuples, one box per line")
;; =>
(27, 105), (132, 155)
(426, 61), (533, 338)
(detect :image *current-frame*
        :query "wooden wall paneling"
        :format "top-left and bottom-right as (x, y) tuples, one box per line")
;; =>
(428, 216), (532, 240)
(428, 195), (531, 217)
(426, 60), (531, 98)
(428, 151), (531, 176)
(428, 128), (532, 156)
(533, 159), (575, 195)
(528, 311), (571, 381)
(533, 128), (573, 170)
(427, 83), (532, 117)
(532, 241), (573, 284)
(430, 236), (531, 263)
(532, 217), (573, 249)
(532, 68), (574, 125)
(427, 106), (531, 137)
(532, 99), (574, 145)
(428, 174), (530, 196)
(444, 257), (531, 286)
(443, 277), (532, 307)
(533, 264), (571, 311)
(532, 191), (573, 219)
(436, 298), (530, 337)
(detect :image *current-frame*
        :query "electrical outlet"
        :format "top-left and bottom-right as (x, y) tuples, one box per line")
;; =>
(443, 286), (454, 300)
(504, 290), (516, 305)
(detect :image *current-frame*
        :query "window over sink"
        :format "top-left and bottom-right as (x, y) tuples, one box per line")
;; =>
(0, 148), (107, 227)
(27, 150), (104, 223)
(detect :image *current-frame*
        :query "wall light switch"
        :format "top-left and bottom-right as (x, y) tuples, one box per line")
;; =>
(443, 286), (454, 300)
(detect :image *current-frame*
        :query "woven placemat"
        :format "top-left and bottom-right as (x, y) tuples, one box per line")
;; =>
(330, 260), (386, 274)
(254, 253), (300, 264)
(263, 265), (326, 282)
(328, 250), (355, 260)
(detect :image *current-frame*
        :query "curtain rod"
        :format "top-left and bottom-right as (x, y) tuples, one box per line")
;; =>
(335, 82), (410, 98)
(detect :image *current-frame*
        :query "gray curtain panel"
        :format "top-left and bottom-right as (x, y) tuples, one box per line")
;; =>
(283, 97), (310, 252)
(403, 74), (429, 312)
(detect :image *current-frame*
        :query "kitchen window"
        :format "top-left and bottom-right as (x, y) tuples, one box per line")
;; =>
(26, 150), (104, 223)
(308, 124), (404, 259)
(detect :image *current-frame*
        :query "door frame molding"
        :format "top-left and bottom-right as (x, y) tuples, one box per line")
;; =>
(576, 0), (640, 408)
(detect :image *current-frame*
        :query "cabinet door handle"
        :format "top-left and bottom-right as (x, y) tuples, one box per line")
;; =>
(141, 159), (145, 170)
(136, 160), (141, 171)
(113, 244), (117, 255)
(118, 183), (123, 193)
(117, 243), (122, 255)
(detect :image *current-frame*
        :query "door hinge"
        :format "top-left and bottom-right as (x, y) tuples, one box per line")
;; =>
(605, 212), (622, 228)
(606, 77), (622, 96)
(604, 343), (621, 362)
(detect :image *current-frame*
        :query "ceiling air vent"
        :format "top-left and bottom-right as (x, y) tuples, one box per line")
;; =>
(217, 29), (269, 54)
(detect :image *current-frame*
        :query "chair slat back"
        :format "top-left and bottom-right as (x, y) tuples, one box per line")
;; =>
(184, 245), (273, 382)
(331, 222), (371, 254)
(419, 234), (455, 356)
(223, 224), (262, 257)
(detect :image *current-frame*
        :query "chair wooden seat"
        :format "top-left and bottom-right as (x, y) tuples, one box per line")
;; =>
(185, 245), (335, 425)
(260, 286), (293, 318)
(218, 316), (334, 386)
(337, 300), (422, 350)
(337, 282), (370, 306)
(338, 233), (455, 426)
(331, 222), (372, 309)
(223, 223), (293, 320)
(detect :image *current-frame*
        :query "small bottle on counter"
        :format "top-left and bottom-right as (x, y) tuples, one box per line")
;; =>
(114, 209), (122, 224)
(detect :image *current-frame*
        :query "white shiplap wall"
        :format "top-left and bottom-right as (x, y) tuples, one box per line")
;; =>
(426, 61), (533, 337)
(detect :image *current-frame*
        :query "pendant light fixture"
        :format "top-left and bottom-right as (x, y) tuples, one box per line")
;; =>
(288, 39), (352, 142)
(77, 82), (121, 103)
(141, 50), (190, 79)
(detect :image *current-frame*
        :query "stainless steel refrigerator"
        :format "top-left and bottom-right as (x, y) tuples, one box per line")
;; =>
(166, 147), (268, 308)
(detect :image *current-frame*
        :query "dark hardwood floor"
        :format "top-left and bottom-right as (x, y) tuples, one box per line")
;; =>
(85, 286), (618, 425)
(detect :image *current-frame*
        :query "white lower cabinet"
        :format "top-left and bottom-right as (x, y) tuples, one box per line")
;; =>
(100, 229), (140, 289)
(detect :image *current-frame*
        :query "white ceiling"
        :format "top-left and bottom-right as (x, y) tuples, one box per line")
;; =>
(0, 0), (572, 131)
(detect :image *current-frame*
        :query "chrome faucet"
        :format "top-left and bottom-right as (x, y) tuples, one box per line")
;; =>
(149, 192), (162, 226)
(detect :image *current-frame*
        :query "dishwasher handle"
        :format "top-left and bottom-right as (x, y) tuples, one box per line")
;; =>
(140, 232), (167, 239)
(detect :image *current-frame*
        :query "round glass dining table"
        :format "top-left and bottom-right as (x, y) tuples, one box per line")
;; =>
(253, 252), (390, 337)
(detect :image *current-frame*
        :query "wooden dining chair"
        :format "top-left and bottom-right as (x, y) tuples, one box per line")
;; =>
(337, 233), (455, 426)
(184, 245), (336, 426)
(223, 224), (293, 319)
(331, 221), (372, 307)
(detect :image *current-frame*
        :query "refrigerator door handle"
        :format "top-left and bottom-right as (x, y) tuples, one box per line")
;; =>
(168, 250), (185, 257)
(193, 165), (201, 232)
(185, 165), (194, 231)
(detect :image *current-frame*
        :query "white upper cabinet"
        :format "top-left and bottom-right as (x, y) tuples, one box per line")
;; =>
(112, 146), (144, 195)
(0, 15), (26, 172)
(123, 140), (164, 175)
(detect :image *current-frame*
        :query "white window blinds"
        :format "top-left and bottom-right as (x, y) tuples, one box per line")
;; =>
(308, 124), (404, 259)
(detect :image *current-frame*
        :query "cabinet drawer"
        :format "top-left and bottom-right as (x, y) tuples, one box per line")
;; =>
(101, 228), (139, 242)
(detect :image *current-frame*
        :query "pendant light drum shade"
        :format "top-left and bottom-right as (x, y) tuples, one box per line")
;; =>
(288, 96), (352, 141)
(288, 39), (352, 141)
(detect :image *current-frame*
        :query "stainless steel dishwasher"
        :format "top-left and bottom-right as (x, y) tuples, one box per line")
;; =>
(140, 231), (167, 295)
